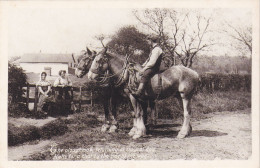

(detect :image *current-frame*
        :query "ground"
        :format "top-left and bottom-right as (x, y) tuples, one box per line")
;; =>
(8, 108), (251, 160)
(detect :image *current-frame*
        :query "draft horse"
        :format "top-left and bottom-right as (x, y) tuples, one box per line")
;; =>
(87, 51), (200, 139)
(75, 48), (127, 132)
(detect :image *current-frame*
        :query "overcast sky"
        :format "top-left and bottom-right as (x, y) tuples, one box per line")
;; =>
(8, 7), (251, 57)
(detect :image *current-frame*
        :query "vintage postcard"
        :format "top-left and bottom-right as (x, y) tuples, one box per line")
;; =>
(0, 0), (259, 168)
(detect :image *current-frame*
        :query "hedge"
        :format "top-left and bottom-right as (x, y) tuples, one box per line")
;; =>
(199, 73), (251, 92)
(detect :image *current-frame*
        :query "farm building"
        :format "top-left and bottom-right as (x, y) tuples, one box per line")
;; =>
(19, 53), (76, 76)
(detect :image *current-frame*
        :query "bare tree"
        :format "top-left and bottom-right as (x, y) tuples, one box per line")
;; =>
(224, 22), (252, 56)
(94, 34), (106, 48)
(175, 14), (213, 67)
(133, 9), (213, 68)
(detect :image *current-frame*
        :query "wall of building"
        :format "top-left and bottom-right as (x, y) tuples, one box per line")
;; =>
(20, 62), (69, 76)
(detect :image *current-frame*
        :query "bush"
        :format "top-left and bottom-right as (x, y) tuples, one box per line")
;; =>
(199, 73), (251, 92)
(8, 123), (40, 146)
(8, 102), (30, 118)
(8, 63), (27, 103)
(8, 102), (48, 119)
(8, 118), (69, 146)
(38, 119), (68, 139)
(156, 91), (251, 120)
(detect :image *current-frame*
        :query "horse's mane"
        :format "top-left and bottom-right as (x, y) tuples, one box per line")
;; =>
(106, 52), (126, 61)
(105, 52), (143, 72)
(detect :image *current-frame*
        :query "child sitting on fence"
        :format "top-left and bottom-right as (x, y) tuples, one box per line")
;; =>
(36, 72), (51, 114)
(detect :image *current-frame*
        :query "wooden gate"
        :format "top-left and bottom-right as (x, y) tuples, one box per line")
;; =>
(23, 84), (94, 113)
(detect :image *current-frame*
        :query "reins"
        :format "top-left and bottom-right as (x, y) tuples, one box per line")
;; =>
(89, 53), (131, 87)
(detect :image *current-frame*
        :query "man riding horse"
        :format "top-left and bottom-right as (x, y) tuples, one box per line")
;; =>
(132, 34), (163, 99)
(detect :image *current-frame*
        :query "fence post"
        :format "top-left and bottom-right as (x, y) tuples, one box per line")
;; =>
(90, 90), (93, 113)
(71, 87), (74, 100)
(26, 83), (29, 108)
(34, 86), (38, 113)
(79, 86), (82, 112)
(91, 91), (93, 107)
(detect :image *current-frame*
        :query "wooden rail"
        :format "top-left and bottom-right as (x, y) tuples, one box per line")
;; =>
(23, 84), (94, 113)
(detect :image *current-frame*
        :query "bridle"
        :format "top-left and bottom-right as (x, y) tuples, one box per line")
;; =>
(77, 54), (96, 72)
(89, 53), (131, 86)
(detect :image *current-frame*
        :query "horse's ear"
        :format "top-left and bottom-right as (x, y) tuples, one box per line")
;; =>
(86, 47), (92, 56)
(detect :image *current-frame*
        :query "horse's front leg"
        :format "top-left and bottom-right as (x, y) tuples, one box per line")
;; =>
(101, 97), (110, 132)
(129, 95), (146, 139)
(109, 94), (119, 133)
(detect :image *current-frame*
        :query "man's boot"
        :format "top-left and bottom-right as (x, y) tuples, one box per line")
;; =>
(132, 83), (146, 98)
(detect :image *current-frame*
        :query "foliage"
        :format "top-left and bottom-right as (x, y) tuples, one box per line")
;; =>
(192, 55), (251, 74)
(38, 119), (68, 139)
(8, 123), (40, 146)
(8, 63), (27, 103)
(8, 118), (69, 146)
(8, 102), (30, 118)
(157, 91), (251, 120)
(107, 25), (150, 64)
(198, 73), (251, 92)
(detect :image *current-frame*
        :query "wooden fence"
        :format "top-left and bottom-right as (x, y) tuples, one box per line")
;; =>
(23, 84), (94, 113)
(23, 73), (251, 113)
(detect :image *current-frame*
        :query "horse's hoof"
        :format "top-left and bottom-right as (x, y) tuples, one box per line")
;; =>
(177, 131), (188, 139)
(133, 134), (142, 139)
(177, 133), (186, 139)
(101, 124), (110, 132)
(109, 125), (117, 133)
(128, 130), (135, 137)
(128, 127), (137, 137)
(132, 129), (146, 139)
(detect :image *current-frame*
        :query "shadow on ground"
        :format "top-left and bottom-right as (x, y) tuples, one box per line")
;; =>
(190, 130), (228, 137)
(144, 124), (227, 139)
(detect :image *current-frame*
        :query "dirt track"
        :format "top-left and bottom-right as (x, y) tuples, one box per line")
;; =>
(9, 108), (251, 160)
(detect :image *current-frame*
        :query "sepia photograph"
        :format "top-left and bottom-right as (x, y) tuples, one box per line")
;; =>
(0, 0), (259, 167)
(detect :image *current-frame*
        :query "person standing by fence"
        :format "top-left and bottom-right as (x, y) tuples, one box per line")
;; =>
(36, 72), (51, 114)
(53, 70), (73, 115)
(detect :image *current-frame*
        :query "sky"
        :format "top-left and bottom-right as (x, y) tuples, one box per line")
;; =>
(8, 7), (252, 57)
(8, 8), (138, 56)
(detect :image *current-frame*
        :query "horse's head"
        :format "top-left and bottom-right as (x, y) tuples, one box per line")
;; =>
(87, 48), (109, 80)
(75, 47), (97, 78)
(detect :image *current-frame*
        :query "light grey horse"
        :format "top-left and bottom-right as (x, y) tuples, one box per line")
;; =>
(88, 51), (200, 139)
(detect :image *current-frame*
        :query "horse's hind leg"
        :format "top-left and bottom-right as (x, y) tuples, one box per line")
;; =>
(149, 100), (157, 125)
(177, 92), (192, 139)
(142, 101), (148, 126)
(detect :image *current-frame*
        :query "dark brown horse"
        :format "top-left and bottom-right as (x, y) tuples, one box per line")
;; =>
(75, 48), (128, 132)
(88, 51), (200, 139)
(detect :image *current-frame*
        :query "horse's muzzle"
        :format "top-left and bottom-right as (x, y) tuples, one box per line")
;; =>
(87, 71), (98, 81)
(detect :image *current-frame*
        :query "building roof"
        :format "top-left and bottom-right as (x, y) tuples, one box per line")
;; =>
(20, 53), (74, 63)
